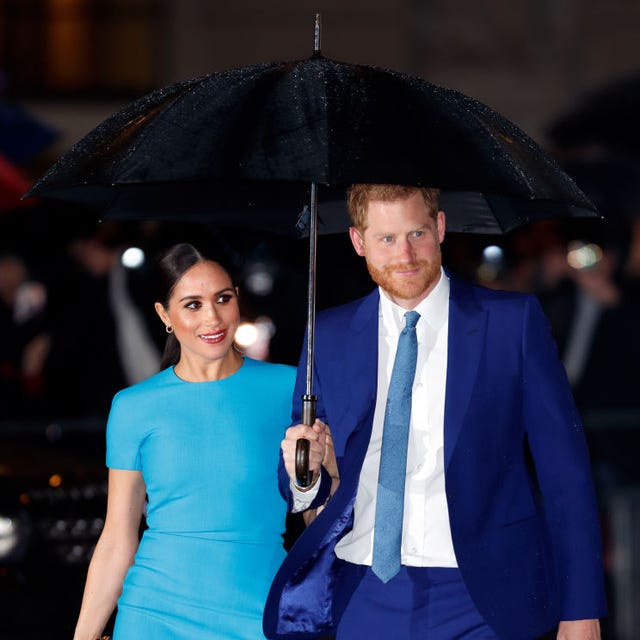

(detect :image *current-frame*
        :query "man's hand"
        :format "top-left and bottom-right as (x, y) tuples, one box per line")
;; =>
(282, 419), (328, 490)
(557, 619), (600, 640)
(301, 425), (340, 526)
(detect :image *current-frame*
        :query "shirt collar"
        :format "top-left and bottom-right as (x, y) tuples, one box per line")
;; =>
(379, 267), (450, 335)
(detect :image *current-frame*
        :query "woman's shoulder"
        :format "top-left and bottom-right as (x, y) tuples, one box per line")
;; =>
(243, 357), (296, 373)
(111, 367), (176, 405)
(242, 357), (296, 383)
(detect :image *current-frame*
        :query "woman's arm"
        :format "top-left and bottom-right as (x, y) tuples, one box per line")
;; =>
(73, 468), (146, 640)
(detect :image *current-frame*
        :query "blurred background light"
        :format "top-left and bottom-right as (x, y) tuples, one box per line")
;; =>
(235, 317), (276, 361)
(245, 261), (275, 296)
(476, 244), (505, 284)
(121, 247), (145, 269)
(482, 245), (504, 263)
(567, 241), (603, 269)
(0, 516), (19, 558)
(49, 474), (63, 488)
(235, 322), (259, 348)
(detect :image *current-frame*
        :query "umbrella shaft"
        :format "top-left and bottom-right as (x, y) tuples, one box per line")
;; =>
(314, 13), (322, 55)
(305, 182), (318, 396)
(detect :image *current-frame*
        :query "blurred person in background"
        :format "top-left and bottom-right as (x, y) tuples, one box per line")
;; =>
(536, 157), (640, 414)
(0, 251), (49, 416)
(42, 219), (160, 418)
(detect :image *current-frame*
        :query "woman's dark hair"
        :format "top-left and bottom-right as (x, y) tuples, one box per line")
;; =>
(155, 243), (237, 370)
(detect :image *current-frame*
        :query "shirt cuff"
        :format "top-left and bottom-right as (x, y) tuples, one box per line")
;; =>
(290, 476), (321, 512)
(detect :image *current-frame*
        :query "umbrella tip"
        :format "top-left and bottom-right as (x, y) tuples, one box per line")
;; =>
(314, 13), (322, 56)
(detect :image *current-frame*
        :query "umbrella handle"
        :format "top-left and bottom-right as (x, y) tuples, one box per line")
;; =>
(295, 395), (316, 487)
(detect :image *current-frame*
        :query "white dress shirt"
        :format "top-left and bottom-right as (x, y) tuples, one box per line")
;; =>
(292, 268), (457, 567)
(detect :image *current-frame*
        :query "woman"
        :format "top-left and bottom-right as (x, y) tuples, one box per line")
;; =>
(73, 243), (296, 639)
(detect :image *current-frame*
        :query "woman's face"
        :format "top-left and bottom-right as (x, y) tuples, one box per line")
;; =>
(155, 260), (240, 368)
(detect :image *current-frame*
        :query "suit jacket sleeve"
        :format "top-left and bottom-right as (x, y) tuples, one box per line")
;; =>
(522, 295), (607, 619)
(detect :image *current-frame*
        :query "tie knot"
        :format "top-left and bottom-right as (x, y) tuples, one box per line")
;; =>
(404, 310), (420, 329)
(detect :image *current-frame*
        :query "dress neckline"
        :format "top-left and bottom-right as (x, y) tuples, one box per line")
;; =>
(170, 356), (248, 384)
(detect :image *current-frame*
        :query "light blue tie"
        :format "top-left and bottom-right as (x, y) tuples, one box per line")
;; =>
(371, 310), (420, 583)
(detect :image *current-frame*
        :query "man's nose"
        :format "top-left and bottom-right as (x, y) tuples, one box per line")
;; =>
(396, 237), (414, 261)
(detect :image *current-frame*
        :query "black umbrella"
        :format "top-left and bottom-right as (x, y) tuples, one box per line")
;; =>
(28, 17), (597, 485)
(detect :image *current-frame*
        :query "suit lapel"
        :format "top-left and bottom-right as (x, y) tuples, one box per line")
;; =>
(444, 276), (486, 469)
(331, 290), (379, 499)
(343, 289), (379, 430)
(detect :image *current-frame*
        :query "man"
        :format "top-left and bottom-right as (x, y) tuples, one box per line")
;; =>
(264, 185), (607, 640)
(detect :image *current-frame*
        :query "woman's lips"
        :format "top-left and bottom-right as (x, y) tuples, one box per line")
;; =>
(199, 330), (226, 344)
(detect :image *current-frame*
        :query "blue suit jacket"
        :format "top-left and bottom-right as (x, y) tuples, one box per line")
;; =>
(264, 275), (607, 640)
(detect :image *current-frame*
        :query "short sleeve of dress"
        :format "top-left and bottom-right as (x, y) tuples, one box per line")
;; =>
(106, 389), (143, 470)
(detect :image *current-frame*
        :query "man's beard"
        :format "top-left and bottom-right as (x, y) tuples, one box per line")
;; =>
(367, 257), (441, 303)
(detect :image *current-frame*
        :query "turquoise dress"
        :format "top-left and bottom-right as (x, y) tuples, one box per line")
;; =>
(106, 357), (295, 639)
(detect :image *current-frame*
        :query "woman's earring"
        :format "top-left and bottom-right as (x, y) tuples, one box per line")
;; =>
(165, 325), (173, 334)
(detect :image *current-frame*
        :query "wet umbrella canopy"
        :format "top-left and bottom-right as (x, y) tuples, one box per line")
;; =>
(29, 56), (596, 234)
(28, 23), (598, 484)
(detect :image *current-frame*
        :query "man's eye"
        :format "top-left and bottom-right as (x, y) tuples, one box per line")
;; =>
(412, 230), (424, 239)
(381, 236), (393, 244)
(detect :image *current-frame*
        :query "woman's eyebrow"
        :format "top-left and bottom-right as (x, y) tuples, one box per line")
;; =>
(177, 287), (234, 302)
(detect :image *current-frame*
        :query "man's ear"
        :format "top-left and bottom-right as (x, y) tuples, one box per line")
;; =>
(437, 211), (446, 244)
(349, 227), (365, 256)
